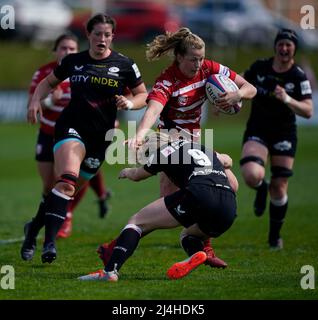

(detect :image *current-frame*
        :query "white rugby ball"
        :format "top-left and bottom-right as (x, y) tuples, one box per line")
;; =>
(205, 74), (242, 115)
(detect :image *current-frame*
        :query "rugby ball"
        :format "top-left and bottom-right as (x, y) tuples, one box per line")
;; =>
(205, 74), (242, 115)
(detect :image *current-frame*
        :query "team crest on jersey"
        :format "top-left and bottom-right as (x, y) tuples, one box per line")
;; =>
(178, 95), (188, 106)
(285, 82), (295, 91)
(108, 67), (120, 77)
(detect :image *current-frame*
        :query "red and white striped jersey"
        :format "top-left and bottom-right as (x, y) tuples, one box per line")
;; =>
(29, 61), (71, 136)
(147, 59), (236, 131)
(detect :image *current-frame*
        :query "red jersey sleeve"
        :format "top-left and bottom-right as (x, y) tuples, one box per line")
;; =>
(205, 60), (237, 81)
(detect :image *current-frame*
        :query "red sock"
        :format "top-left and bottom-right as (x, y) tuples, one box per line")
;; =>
(203, 238), (211, 248)
(89, 171), (106, 199)
(68, 183), (89, 213)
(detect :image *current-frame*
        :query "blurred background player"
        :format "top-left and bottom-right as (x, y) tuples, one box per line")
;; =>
(240, 28), (313, 249)
(114, 27), (256, 268)
(79, 133), (238, 281)
(26, 33), (111, 241)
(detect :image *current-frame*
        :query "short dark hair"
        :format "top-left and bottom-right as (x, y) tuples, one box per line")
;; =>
(53, 33), (78, 51)
(86, 13), (116, 33)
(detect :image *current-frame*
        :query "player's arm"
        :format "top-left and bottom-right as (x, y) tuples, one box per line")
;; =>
(216, 152), (232, 169)
(225, 169), (239, 193)
(116, 83), (148, 111)
(119, 167), (153, 181)
(27, 72), (62, 124)
(216, 152), (238, 192)
(274, 85), (313, 119)
(128, 99), (164, 149)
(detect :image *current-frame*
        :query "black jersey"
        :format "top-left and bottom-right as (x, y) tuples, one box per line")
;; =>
(143, 140), (232, 191)
(54, 50), (143, 134)
(244, 58), (312, 133)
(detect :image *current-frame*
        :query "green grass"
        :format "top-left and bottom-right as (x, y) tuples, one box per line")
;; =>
(0, 121), (317, 300)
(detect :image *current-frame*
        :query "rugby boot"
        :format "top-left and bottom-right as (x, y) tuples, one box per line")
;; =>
(269, 238), (283, 250)
(167, 251), (207, 280)
(97, 239), (116, 266)
(20, 221), (37, 261)
(203, 239), (228, 269)
(78, 269), (118, 281)
(254, 180), (269, 217)
(41, 242), (57, 263)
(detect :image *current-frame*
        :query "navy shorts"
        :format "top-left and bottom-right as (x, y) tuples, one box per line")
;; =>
(164, 185), (237, 238)
(35, 130), (54, 162)
(54, 123), (111, 179)
(243, 127), (297, 157)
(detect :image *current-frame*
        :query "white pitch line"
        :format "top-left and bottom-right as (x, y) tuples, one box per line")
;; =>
(0, 236), (42, 245)
(0, 237), (24, 245)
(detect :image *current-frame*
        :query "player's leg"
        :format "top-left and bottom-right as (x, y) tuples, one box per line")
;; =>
(41, 139), (85, 263)
(21, 131), (55, 261)
(89, 170), (110, 218)
(240, 140), (269, 216)
(79, 197), (180, 281)
(57, 181), (89, 239)
(268, 155), (294, 249)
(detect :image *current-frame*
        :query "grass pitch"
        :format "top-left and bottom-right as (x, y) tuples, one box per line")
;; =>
(0, 121), (317, 300)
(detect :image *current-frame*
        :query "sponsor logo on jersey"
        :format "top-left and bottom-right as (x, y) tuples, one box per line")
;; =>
(91, 76), (119, 87)
(160, 146), (175, 157)
(300, 80), (312, 95)
(74, 65), (84, 71)
(273, 140), (292, 151)
(132, 63), (141, 78)
(84, 157), (101, 169)
(174, 204), (186, 216)
(211, 169), (227, 178)
(257, 75), (265, 83)
(163, 80), (172, 87)
(219, 64), (230, 77)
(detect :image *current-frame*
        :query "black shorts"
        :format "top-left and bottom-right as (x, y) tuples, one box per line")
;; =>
(35, 130), (54, 162)
(243, 126), (297, 157)
(164, 185), (237, 238)
(54, 123), (111, 179)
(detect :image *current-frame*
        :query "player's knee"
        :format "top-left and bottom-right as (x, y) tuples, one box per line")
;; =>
(55, 173), (78, 197)
(240, 156), (265, 186)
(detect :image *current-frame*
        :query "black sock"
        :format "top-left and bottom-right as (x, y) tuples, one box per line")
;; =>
(105, 228), (141, 272)
(254, 179), (266, 190)
(269, 201), (288, 244)
(181, 235), (204, 257)
(28, 194), (47, 238)
(44, 189), (70, 245)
